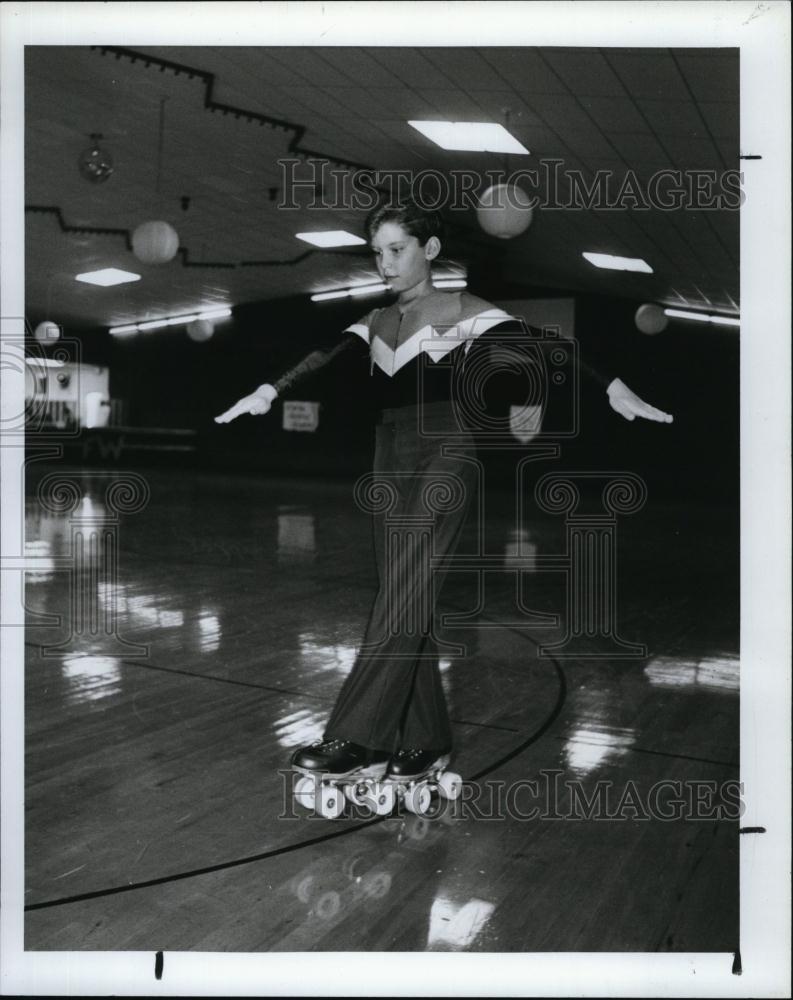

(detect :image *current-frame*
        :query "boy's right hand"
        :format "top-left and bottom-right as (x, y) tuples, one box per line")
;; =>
(215, 384), (278, 423)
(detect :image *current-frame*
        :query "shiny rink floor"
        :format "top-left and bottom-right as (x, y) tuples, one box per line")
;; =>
(22, 463), (739, 953)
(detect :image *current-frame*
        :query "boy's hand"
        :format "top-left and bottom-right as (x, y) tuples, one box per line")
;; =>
(607, 378), (674, 423)
(215, 384), (278, 424)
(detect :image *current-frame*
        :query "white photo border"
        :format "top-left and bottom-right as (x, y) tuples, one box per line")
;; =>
(2, 2), (790, 996)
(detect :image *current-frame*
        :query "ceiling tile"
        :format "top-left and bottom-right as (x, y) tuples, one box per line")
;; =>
(368, 48), (452, 88)
(579, 96), (650, 133)
(714, 135), (740, 165)
(416, 88), (491, 120)
(697, 101), (739, 139)
(607, 132), (670, 166)
(525, 94), (595, 132)
(314, 48), (408, 88)
(422, 48), (511, 91)
(557, 128), (621, 161)
(604, 51), (690, 101)
(22, 45), (739, 328)
(479, 50), (567, 95)
(543, 50), (625, 96)
(635, 99), (705, 137)
(674, 51), (739, 102)
(657, 134), (724, 170)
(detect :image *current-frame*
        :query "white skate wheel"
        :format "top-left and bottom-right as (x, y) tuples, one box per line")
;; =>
(343, 854), (371, 881)
(344, 780), (372, 806)
(314, 890), (341, 920)
(437, 771), (463, 801)
(362, 870), (392, 899)
(403, 814), (430, 841)
(367, 781), (396, 816)
(294, 775), (317, 809)
(295, 874), (316, 905)
(404, 782), (432, 816)
(318, 783), (345, 819)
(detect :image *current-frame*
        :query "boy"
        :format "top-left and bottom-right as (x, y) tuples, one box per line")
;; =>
(216, 201), (672, 794)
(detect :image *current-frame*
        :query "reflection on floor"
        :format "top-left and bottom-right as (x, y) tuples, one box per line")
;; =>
(22, 467), (739, 952)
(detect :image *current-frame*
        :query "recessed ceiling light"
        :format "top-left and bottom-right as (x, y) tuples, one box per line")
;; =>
(408, 121), (529, 154)
(296, 231), (367, 248)
(75, 268), (142, 287)
(582, 252), (653, 274)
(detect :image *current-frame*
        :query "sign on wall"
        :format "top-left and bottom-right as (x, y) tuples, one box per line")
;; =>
(282, 401), (320, 433)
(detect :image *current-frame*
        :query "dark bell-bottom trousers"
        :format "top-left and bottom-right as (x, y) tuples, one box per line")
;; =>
(324, 403), (477, 754)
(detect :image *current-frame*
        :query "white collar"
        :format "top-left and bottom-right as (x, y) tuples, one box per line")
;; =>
(347, 308), (512, 376)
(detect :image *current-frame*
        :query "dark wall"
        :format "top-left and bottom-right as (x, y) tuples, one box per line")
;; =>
(68, 286), (739, 503)
(568, 293), (739, 504)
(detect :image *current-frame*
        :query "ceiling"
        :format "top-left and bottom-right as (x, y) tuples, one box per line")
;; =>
(24, 44), (740, 330)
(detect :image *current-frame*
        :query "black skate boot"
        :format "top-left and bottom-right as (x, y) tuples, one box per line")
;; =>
(384, 748), (462, 817)
(291, 739), (393, 819)
(386, 748), (450, 779)
(291, 738), (389, 777)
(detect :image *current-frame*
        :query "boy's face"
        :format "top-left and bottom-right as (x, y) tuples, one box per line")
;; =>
(370, 221), (438, 293)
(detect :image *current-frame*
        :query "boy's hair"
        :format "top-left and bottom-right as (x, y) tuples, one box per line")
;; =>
(365, 199), (445, 247)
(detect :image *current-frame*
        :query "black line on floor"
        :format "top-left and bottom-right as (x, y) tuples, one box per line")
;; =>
(453, 717), (520, 734)
(24, 645), (522, 734)
(25, 630), (563, 912)
(120, 658), (329, 702)
(25, 818), (381, 911)
(467, 659), (567, 783)
(23, 641), (334, 702)
(25, 608), (737, 916)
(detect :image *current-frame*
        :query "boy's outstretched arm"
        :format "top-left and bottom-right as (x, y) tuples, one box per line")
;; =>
(475, 321), (675, 425)
(214, 332), (361, 424)
(575, 354), (674, 423)
(605, 377), (673, 423)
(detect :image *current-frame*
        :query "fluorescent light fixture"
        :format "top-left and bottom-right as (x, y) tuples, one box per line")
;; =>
(582, 252), (653, 273)
(310, 280), (468, 302)
(198, 308), (232, 321)
(76, 268), (141, 287)
(310, 282), (390, 303)
(433, 278), (468, 289)
(161, 314), (201, 327)
(664, 308), (740, 327)
(296, 231), (367, 248)
(24, 356), (64, 368)
(409, 121), (529, 155)
(348, 282), (389, 297)
(108, 307), (232, 335)
(310, 290), (350, 303)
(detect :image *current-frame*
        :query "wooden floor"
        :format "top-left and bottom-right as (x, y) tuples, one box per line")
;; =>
(23, 462), (739, 952)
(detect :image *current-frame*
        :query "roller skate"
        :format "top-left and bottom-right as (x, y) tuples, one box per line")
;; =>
(291, 738), (394, 819)
(384, 749), (463, 816)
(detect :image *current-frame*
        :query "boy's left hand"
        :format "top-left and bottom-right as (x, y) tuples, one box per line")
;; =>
(607, 378), (674, 423)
